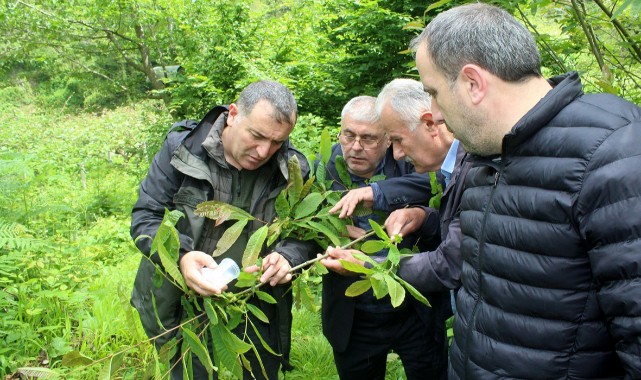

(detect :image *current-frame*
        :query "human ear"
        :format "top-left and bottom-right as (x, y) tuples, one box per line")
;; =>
(227, 103), (239, 126)
(420, 111), (437, 135)
(460, 64), (486, 105)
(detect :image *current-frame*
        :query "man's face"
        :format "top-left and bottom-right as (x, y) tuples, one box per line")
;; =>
(415, 42), (488, 155)
(222, 100), (294, 170)
(339, 114), (389, 179)
(379, 102), (448, 174)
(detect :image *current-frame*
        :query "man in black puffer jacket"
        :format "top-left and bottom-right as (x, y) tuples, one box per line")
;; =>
(412, 3), (641, 379)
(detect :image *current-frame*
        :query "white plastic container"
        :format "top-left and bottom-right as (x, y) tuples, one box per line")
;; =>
(201, 258), (241, 288)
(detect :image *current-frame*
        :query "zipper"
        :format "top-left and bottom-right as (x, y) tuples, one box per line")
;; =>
(463, 164), (502, 377)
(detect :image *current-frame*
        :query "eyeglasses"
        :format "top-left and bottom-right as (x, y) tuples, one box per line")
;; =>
(337, 132), (385, 150)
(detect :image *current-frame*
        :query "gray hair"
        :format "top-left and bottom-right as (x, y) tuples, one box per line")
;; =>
(410, 3), (541, 84)
(375, 78), (432, 132)
(341, 96), (378, 126)
(236, 80), (298, 127)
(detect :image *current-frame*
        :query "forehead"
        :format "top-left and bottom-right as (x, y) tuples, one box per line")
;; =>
(242, 101), (293, 138)
(378, 103), (411, 137)
(341, 115), (383, 135)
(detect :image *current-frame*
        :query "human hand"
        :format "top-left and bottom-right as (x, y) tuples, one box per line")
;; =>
(384, 208), (427, 240)
(345, 225), (367, 239)
(320, 246), (365, 276)
(329, 186), (374, 218)
(244, 252), (292, 286)
(179, 250), (226, 296)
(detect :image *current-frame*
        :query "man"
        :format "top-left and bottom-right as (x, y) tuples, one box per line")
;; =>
(321, 93), (450, 380)
(412, 3), (641, 378)
(130, 80), (313, 379)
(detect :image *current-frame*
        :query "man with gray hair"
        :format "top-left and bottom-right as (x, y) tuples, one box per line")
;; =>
(131, 80), (315, 379)
(413, 3), (641, 378)
(321, 95), (446, 380)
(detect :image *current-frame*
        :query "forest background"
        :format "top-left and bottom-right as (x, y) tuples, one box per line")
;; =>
(1, 0), (640, 378)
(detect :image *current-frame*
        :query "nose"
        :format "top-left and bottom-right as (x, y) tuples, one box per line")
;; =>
(255, 141), (271, 159)
(431, 100), (445, 125)
(392, 143), (405, 161)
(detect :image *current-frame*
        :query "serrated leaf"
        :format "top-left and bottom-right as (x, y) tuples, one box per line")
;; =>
(326, 214), (348, 236)
(17, 367), (59, 379)
(296, 278), (320, 312)
(305, 220), (342, 246)
(221, 323), (252, 354)
(181, 327), (214, 374)
(246, 304), (269, 323)
(335, 156), (352, 188)
(157, 243), (187, 290)
(384, 275), (406, 308)
(249, 320), (278, 356)
(213, 219), (248, 257)
(361, 240), (388, 254)
(294, 192), (325, 219)
(320, 128), (332, 165)
(316, 160), (327, 183)
(368, 219), (388, 241)
(275, 191), (290, 219)
(210, 323), (242, 378)
(266, 221), (282, 247)
(426, 0), (451, 12)
(204, 298), (219, 326)
(339, 259), (373, 275)
(61, 351), (93, 367)
(300, 176), (315, 200)
(255, 290), (277, 304)
(195, 201), (254, 223)
(242, 225), (268, 268)
(287, 155), (304, 207)
(396, 275), (431, 307)
(345, 279), (372, 297)
(98, 352), (123, 380)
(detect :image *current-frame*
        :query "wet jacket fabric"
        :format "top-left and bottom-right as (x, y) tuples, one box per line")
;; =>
(321, 143), (443, 351)
(130, 105), (311, 366)
(449, 72), (641, 379)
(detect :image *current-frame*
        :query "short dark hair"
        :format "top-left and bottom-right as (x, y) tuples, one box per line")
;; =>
(236, 80), (298, 127)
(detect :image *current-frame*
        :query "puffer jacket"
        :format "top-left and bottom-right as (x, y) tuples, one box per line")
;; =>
(130, 105), (312, 362)
(450, 72), (641, 379)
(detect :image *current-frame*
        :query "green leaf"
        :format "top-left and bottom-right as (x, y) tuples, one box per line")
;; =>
(426, 0), (452, 13)
(339, 259), (373, 275)
(320, 128), (332, 165)
(249, 319), (279, 356)
(352, 252), (378, 266)
(242, 225), (268, 268)
(300, 176), (315, 200)
(361, 240), (388, 254)
(246, 303), (269, 323)
(195, 201), (254, 225)
(181, 326), (215, 374)
(345, 279), (372, 297)
(396, 275), (431, 307)
(387, 245), (401, 266)
(157, 243), (187, 290)
(61, 351), (93, 367)
(235, 271), (259, 288)
(313, 260), (329, 275)
(210, 323), (242, 378)
(266, 221), (282, 247)
(294, 192), (325, 219)
(335, 156), (352, 188)
(368, 219), (388, 241)
(287, 155), (304, 207)
(213, 219), (248, 257)
(384, 275), (406, 308)
(97, 352), (123, 380)
(316, 160), (327, 183)
(275, 191), (290, 219)
(16, 367), (59, 379)
(255, 290), (277, 304)
(370, 274), (388, 299)
(296, 277), (320, 312)
(305, 220), (342, 246)
(204, 298), (219, 326)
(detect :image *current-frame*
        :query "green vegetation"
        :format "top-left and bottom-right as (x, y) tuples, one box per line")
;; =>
(1, 0), (639, 378)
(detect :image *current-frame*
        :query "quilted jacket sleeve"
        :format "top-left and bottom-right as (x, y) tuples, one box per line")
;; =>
(578, 106), (641, 378)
